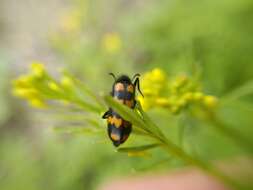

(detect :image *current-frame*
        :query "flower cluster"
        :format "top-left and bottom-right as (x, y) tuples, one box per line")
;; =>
(60, 9), (83, 34)
(13, 62), (49, 108)
(12, 62), (98, 111)
(138, 68), (218, 114)
(102, 33), (122, 54)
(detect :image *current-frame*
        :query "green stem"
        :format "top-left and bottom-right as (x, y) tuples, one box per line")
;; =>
(72, 98), (102, 113)
(151, 133), (244, 190)
(138, 109), (244, 189)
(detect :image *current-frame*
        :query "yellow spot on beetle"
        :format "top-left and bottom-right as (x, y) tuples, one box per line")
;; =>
(107, 116), (122, 128)
(114, 117), (122, 128)
(107, 116), (112, 124)
(111, 133), (120, 141)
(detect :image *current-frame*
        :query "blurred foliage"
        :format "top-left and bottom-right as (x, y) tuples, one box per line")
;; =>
(1, 0), (253, 190)
(0, 55), (11, 126)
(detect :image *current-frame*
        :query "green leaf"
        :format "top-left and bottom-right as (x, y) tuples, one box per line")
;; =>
(117, 143), (160, 153)
(135, 101), (167, 139)
(104, 96), (148, 131)
(104, 96), (169, 143)
(132, 127), (150, 136)
(63, 70), (105, 109)
(52, 126), (102, 135)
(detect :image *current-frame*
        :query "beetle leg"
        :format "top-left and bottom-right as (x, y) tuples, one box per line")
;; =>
(133, 77), (144, 97)
(102, 110), (111, 119)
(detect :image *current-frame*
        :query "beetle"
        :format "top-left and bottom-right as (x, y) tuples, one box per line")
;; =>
(102, 73), (143, 147)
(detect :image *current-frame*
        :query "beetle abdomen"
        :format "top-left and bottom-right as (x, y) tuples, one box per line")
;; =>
(107, 113), (132, 147)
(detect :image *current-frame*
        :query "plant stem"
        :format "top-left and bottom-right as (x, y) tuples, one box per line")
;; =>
(152, 133), (245, 190)
(137, 104), (241, 189)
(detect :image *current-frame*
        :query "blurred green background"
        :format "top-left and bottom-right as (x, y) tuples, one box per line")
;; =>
(0, 0), (253, 189)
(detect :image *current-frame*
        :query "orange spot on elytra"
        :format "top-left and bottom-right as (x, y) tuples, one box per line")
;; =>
(125, 100), (134, 108)
(127, 85), (134, 93)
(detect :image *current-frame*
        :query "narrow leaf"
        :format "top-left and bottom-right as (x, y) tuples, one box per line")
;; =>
(52, 126), (102, 135)
(222, 80), (253, 102)
(117, 143), (160, 153)
(104, 96), (148, 131)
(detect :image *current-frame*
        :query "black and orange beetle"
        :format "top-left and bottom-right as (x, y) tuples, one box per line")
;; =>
(102, 73), (143, 147)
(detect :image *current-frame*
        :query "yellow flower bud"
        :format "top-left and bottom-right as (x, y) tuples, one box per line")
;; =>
(138, 96), (152, 111)
(60, 9), (82, 33)
(182, 92), (194, 101)
(193, 92), (204, 101)
(12, 75), (33, 88)
(151, 68), (167, 83)
(29, 98), (47, 109)
(13, 88), (38, 99)
(203, 95), (218, 108)
(31, 62), (46, 78)
(156, 98), (170, 107)
(102, 33), (122, 54)
(143, 88), (156, 96)
(61, 76), (74, 88)
(48, 82), (61, 92)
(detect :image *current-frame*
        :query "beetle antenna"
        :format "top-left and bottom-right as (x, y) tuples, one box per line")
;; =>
(109, 73), (116, 81)
(132, 73), (140, 82)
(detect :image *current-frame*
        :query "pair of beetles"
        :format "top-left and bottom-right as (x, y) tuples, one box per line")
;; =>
(102, 73), (143, 147)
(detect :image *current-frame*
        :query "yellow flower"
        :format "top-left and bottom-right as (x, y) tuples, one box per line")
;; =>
(156, 98), (170, 107)
(12, 75), (33, 88)
(48, 82), (61, 92)
(60, 9), (82, 33)
(176, 98), (187, 107)
(192, 92), (204, 101)
(12, 88), (38, 99)
(31, 62), (46, 78)
(102, 33), (122, 54)
(61, 76), (74, 88)
(203, 95), (218, 108)
(141, 68), (168, 97)
(151, 68), (167, 83)
(182, 92), (194, 102)
(142, 88), (156, 96)
(29, 98), (47, 109)
(138, 96), (152, 111)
